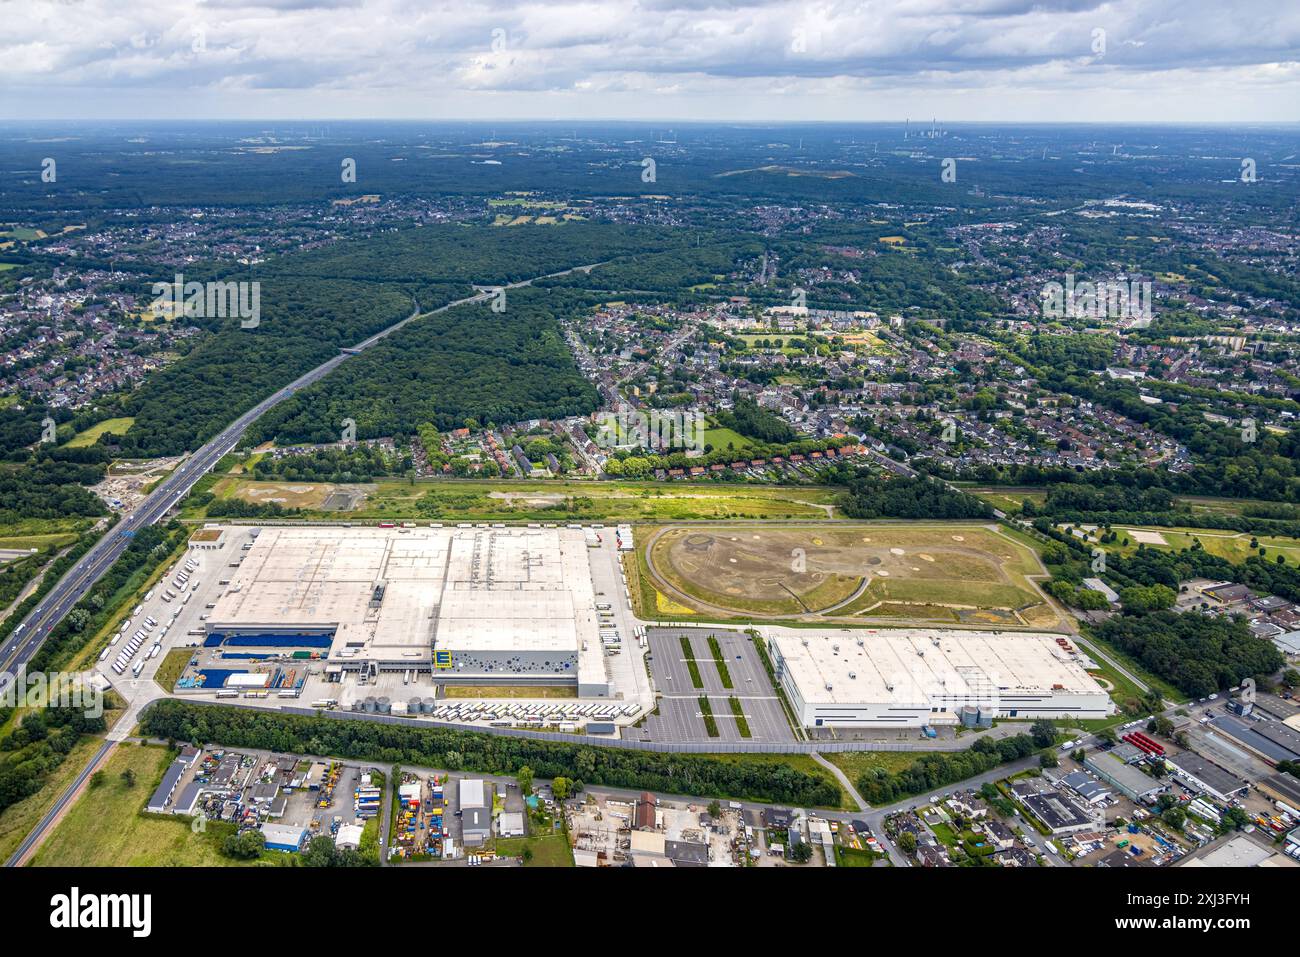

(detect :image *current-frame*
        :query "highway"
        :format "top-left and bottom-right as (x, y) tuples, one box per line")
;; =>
(0, 348), (349, 686)
(0, 260), (607, 685)
(0, 262), (611, 865)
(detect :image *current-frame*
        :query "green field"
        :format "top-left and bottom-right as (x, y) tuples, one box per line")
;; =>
(154, 647), (194, 693)
(0, 532), (79, 552)
(834, 845), (881, 867)
(731, 334), (809, 356)
(703, 425), (756, 455)
(65, 417), (135, 448)
(0, 733), (111, 863)
(204, 477), (840, 523)
(495, 832), (574, 867)
(30, 744), (284, 867)
(824, 750), (930, 783)
(1108, 526), (1300, 565)
(966, 487), (1047, 514)
(0, 517), (94, 553)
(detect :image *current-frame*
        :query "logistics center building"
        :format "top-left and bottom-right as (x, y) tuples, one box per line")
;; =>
(206, 526), (609, 696)
(765, 628), (1112, 729)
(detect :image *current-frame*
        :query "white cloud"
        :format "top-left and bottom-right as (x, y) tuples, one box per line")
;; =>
(0, 0), (1295, 119)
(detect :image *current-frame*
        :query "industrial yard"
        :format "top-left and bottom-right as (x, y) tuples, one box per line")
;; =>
(86, 520), (1128, 745)
(97, 521), (656, 735)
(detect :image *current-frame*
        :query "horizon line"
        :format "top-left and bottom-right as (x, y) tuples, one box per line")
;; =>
(2, 118), (1299, 128)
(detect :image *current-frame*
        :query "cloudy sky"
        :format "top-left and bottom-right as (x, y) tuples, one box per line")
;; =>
(2, 0), (1298, 122)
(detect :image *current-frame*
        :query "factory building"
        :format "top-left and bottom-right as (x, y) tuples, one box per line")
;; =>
(205, 525), (609, 696)
(764, 628), (1113, 730)
(1164, 752), (1249, 803)
(1083, 750), (1166, 803)
(260, 823), (308, 853)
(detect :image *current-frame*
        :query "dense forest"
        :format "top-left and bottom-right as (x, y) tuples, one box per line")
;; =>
(0, 405), (111, 520)
(140, 700), (842, 807)
(1093, 611), (1283, 698)
(0, 707), (108, 817)
(4, 124), (1298, 216)
(834, 469), (993, 520)
(120, 276), (419, 457)
(0, 458), (108, 522)
(121, 224), (678, 457)
(252, 444), (408, 483)
(246, 287), (601, 444)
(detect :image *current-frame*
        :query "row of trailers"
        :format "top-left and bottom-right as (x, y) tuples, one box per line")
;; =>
(436, 700), (642, 730)
(105, 614), (163, 678)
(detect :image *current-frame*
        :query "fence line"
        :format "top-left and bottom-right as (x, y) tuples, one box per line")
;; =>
(261, 703), (963, 754)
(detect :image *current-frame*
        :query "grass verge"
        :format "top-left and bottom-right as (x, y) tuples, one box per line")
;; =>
(680, 634), (704, 688)
(699, 697), (719, 737)
(728, 697), (751, 738)
(708, 634), (733, 688)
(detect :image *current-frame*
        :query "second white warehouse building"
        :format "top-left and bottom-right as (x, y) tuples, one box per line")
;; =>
(764, 628), (1113, 729)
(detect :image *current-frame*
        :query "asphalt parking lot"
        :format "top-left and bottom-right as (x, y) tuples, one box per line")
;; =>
(632, 628), (794, 744)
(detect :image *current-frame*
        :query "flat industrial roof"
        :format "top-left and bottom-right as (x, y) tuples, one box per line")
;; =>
(764, 627), (1107, 706)
(436, 529), (596, 654)
(209, 527), (436, 651)
(1182, 835), (1297, 868)
(1166, 751), (1247, 796)
(1259, 773), (1300, 807)
(1084, 751), (1164, 797)
(208, 526), (602, 661)
(1210, 714), (1300, 764)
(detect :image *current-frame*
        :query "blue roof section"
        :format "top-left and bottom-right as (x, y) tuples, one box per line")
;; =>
(197, 668), (240, 688)
(206, 632), (334, 648)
